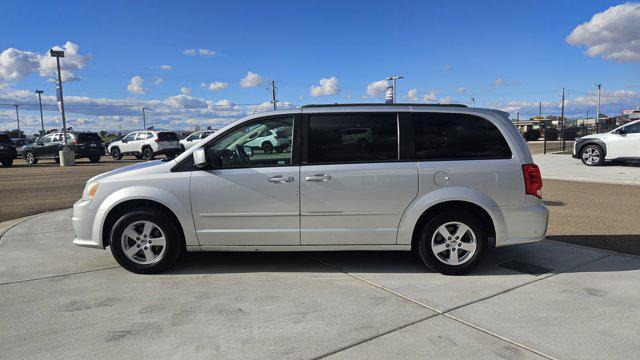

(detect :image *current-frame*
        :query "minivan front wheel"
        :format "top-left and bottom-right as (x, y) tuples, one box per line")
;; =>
(417, 211), (485, 275)
(580, 145), (604, 166)
(110, 210), (183, 274)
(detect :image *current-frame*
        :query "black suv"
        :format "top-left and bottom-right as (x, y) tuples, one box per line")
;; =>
(0, 133), (17, 167)
(22, 132), (104, 164)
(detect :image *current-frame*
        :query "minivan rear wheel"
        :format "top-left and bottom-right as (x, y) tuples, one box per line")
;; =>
(416, 211), (485, 275)
(109, 210), (183, 274)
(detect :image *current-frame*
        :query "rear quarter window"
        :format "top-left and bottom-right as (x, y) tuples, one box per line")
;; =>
(158, 132), (179, 141)
(77, 133), (102, 142)
(413, 112), (512, 160)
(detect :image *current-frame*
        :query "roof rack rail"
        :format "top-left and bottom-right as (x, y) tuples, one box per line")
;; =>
(301, 103), (467, 108)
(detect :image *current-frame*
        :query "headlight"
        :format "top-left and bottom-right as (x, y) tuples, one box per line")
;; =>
(82, 182), (100, 201)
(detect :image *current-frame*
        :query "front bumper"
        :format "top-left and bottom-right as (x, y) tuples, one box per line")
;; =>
(72, 199), (104, 249)
(495, 203), (549, 247)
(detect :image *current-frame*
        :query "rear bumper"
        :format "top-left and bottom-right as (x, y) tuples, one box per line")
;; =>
(495, 203), (549, 247)
(154, 148), (181, 157)
(72, 199), (104, 249)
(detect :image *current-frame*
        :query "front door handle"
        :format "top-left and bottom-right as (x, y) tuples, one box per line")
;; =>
(268, 175), (294, 183)
(305, 174), (332, 182)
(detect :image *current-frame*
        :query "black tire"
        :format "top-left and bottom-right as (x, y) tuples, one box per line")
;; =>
(580, 144), (604, 166)
(262, 141), (273, 154)
(142, 147), (154, 160)
(89, 155), (101, 163)
(416, 211), (486, 275)
(54, 158), (60, 164)
(111, 147), (123, 160)
(24, 150), (38, 165)
(1, 158), (13, 167)
(109, 209), (183, 274)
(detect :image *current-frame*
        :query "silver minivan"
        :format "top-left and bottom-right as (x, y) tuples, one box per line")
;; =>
(73, 104), (548, 275)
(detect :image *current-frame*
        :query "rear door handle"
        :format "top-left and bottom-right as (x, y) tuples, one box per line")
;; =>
(268, 175), (294, 183)
(305, 174), (332, 182)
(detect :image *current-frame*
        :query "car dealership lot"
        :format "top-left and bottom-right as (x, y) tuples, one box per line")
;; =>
(1, 209), (640, 359)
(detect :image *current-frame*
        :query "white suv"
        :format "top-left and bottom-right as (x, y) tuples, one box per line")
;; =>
(73, 104), (548, 275)
(108, 130), (180, 160)
(573, 120), (640, 166)
(180, 130), (215, 152)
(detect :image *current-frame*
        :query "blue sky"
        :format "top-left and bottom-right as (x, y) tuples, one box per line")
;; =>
(1, 0), (639, 133)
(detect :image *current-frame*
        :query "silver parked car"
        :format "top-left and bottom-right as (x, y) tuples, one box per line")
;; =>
(73, 104), (548, 275)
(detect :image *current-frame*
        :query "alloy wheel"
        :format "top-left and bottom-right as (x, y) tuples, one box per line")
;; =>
(120, 220), (167, 265)
(582, 147), (600, 165)
(430, 221), (477, 266)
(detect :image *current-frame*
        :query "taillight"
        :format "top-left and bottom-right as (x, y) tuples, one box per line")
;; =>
(71, 140), (78, 145)
(522, 164), (543, 198)
(154, 138), (160, 142)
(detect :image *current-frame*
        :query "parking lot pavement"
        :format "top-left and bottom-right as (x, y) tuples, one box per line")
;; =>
(2, 210), (640, 359)
(533, 153), (640, 185)
(0, 158), (144, 222)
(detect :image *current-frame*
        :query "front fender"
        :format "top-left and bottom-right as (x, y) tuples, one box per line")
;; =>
(92, 185), (198, 248)
(396, 187), (506, 246)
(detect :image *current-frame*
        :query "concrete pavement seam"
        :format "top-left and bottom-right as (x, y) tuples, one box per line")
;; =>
(545, 238), (640, 261)
(309, 255), (556, 360)
(0, 266), (120, 286)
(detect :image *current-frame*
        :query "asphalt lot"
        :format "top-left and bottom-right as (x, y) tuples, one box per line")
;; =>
(1, 210), (639, 359)
(0, 157), (144, 222)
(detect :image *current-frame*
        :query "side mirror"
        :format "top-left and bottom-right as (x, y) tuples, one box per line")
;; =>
(243, 146), (254, 158)
(36, 141), (43, 146)
(193, 148), (208, 169)
(617, 129), (627, 135)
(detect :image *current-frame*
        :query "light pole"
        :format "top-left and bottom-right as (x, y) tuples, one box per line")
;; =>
(13, 105), (20, 138)
(470, 97), (476, 107)
(595, 83), (602, 131)
(385, 76), (404, 103)
(142, 107), (147, 130)
(35, 90), (45, 135)
(50, 49), (74, 166)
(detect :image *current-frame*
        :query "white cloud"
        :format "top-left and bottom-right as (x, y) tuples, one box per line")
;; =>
(0, 41), (91, 84)
(310, 76), (340, 97)
(423, 90), (439, 102)
(404, 89), (418, 101)
(366, 80), (389, 97)
(206, 81), (229, 92)
(160, 65), (173, 71)
(493, 78), (505, 87)
(566, 3), (640, 62)
(240, 71), (263, 88)
(456, 87), (466, 93)
(180, 86), (192, 94)
(127, 76), (147, 94)
(247, 101), (295, 113)
(153, 77), (163, 86)
(184, 48), (216, 57)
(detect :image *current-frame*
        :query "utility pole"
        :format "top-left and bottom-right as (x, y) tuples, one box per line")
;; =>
(385, 76), (404, 103)
(470, 97), (476, 107)
(142, 107), (147, 130)
(50, 49), (74, 166)
(271, 80), (277, 110)
(35, 90), (45, 135)
(538, 101), (542, 120)
(595, 83), (602, 132)
(560, 88), (566, 152)
(13, 105), (20, 138)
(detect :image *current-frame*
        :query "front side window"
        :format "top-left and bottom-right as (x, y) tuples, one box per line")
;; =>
(622, 122), (640, 134)
(122, 133), (137, 142)
(205, 116), (294, 168)
(413, 113), (512, 160)
(307, 113), (398, 164)
(41, 134), (54, 143)
(186, 133), (199, 141)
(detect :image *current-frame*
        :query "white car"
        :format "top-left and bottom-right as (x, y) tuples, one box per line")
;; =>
(180, 130), (215, 152)
(573, 119), (640, 166)
(73, 104), (548, 275)
(242, 127), (290, 154)
(108, 130), (181, 160)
